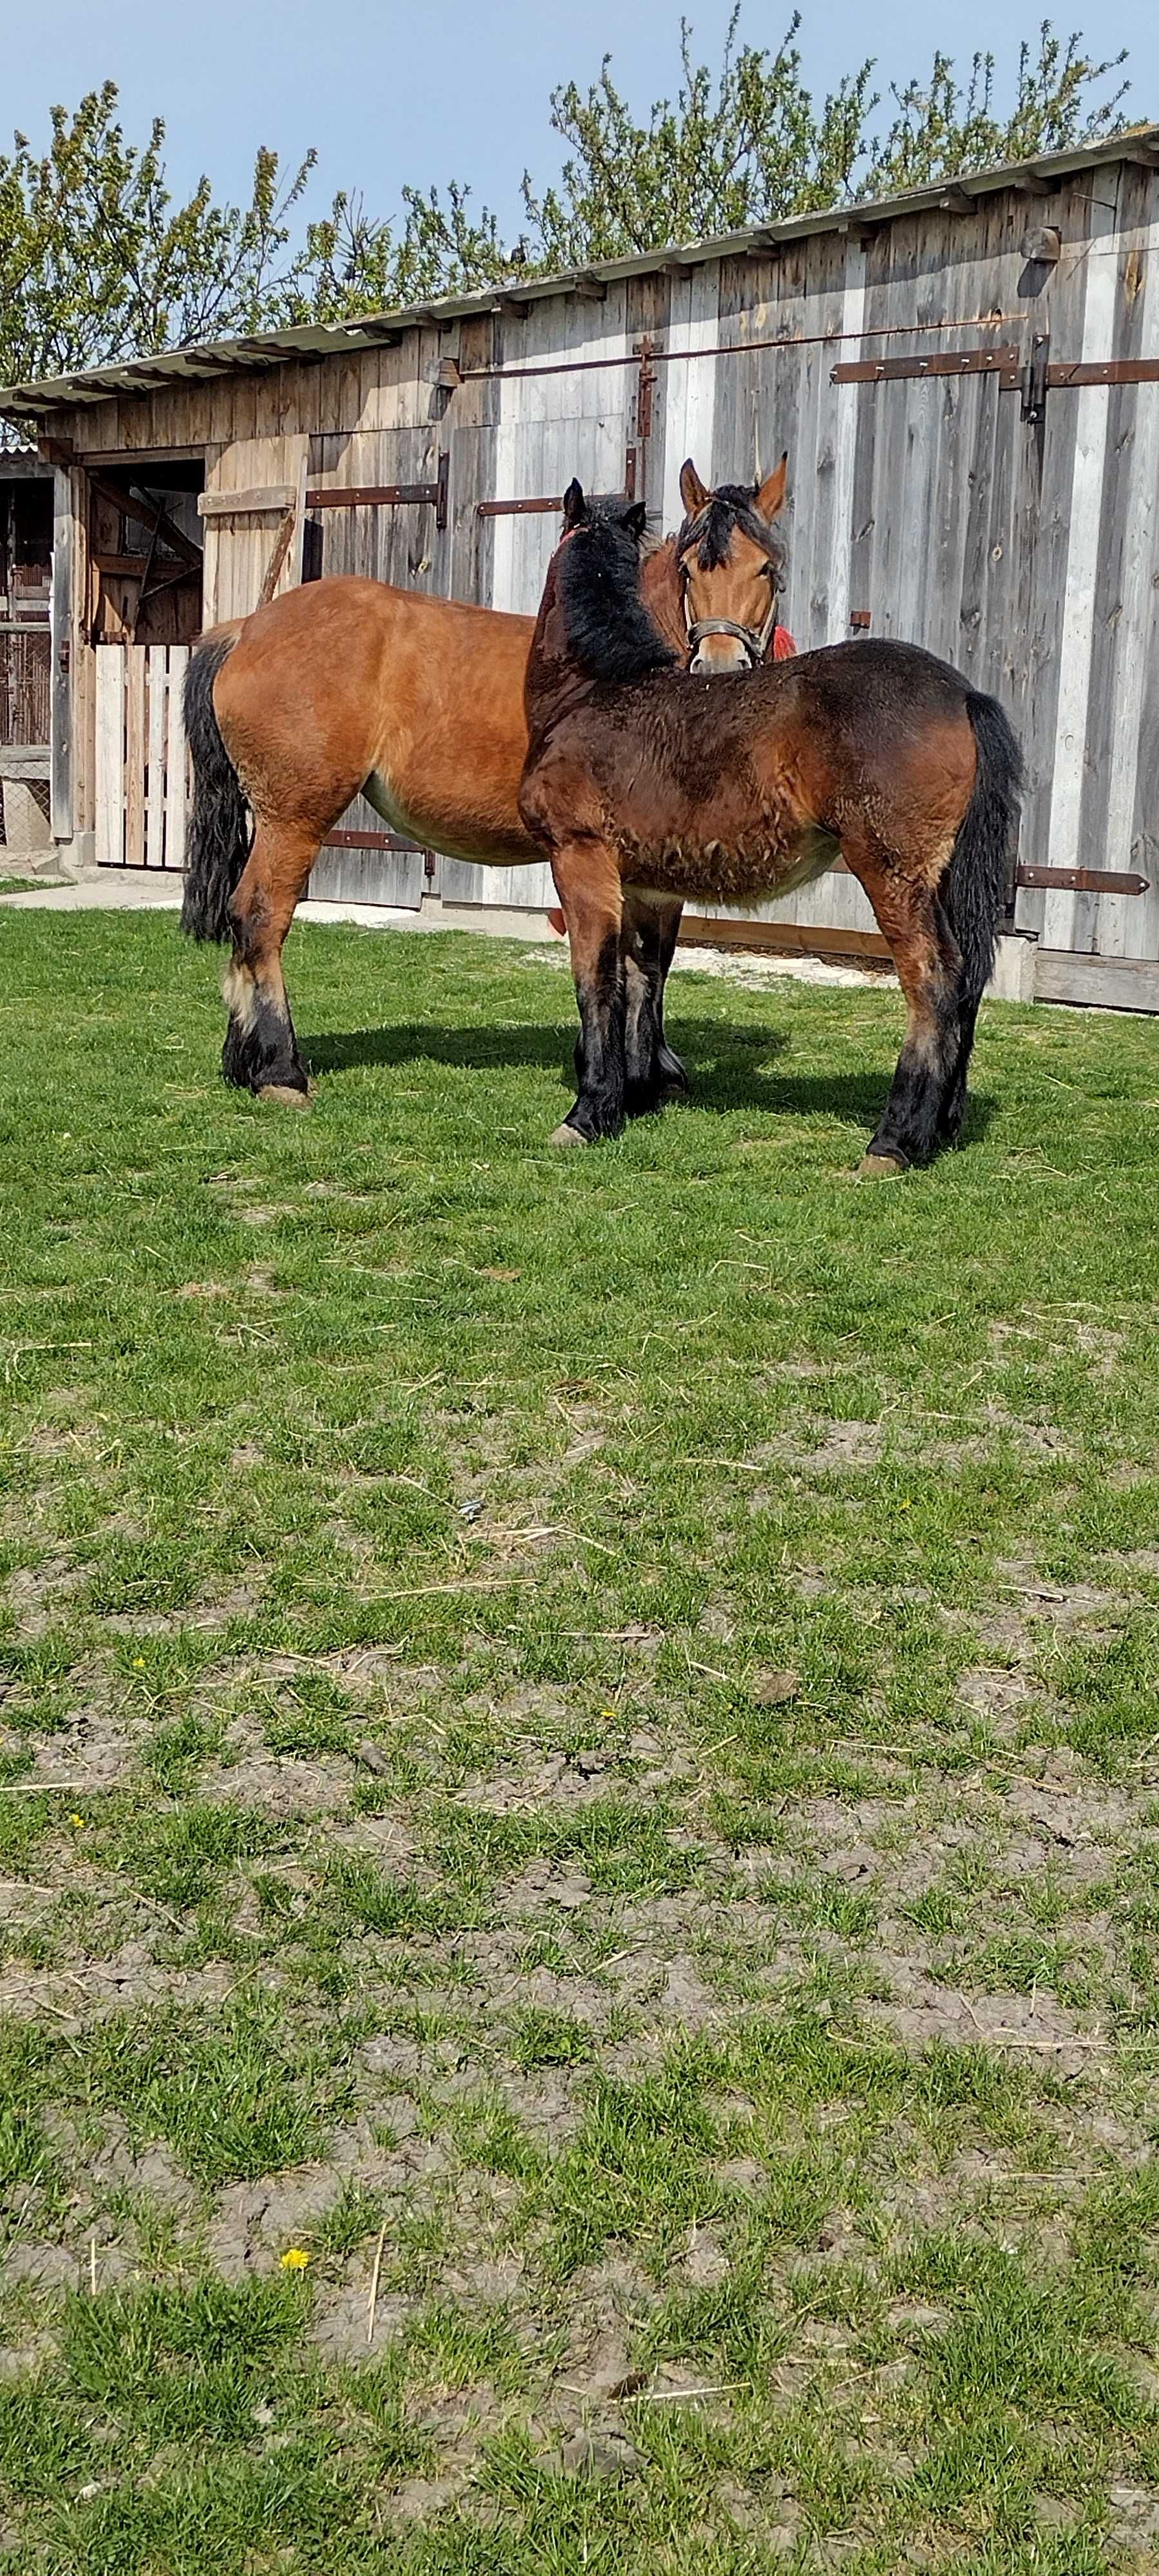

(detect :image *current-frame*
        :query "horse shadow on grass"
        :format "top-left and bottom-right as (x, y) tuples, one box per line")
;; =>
(303, 1016), (997, 1146)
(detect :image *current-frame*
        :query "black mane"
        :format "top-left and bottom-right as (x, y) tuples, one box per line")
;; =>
(556, 504), (679, 685)
(677, 482), (787, 585)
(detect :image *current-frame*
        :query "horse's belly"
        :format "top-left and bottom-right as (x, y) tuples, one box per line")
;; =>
(363, 772), (428, 842)
(364, 770), (533, 868)
(616, 822), (839, 905)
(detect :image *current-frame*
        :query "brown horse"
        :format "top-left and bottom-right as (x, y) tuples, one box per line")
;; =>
(518, 486), (1022, 1175)
(180, 466), (792, 1111)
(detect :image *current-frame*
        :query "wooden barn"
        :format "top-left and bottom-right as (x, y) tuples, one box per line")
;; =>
(3, 124), (1159, 1007)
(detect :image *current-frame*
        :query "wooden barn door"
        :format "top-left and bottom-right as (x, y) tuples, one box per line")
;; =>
(89, 462), (205, 871)
(198, 440), (309, 625)
(753, 343), (1025, 963)
(820, 327), (1159, 1003)
(1008, 357), (1159, 1005)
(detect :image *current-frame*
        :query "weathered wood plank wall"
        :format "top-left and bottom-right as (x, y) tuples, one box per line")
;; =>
(46, 148), (1159, 987)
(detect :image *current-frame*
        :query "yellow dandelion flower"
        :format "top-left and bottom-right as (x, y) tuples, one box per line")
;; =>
(132, 1657), (146, 1669)
(599, 1707), (616, 1718)
(279, 2246), (310, 2270)
(68, 1813), (88, 1830)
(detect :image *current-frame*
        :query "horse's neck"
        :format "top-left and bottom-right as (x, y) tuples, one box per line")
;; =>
(523, 556), (598, 744)
(639, 536), (686, 656)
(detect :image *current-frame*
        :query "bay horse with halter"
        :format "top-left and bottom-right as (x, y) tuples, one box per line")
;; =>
(179, 464), (793, 1112)
(518, 484), (1022, 1175)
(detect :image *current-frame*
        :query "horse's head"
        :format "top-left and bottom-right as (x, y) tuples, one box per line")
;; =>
(546, 482), (679, 687)
(675, 456), (788, 673)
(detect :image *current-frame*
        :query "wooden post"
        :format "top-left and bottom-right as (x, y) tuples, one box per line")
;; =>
(50, 468), (73, 840)
(124, 647), (146, 867)
(146, 645), (166, 866)
(165, 645), (189, 872)
(257, 506), (297, 605)
(289, 450), (310, 589)
(94, 649), (124, 869)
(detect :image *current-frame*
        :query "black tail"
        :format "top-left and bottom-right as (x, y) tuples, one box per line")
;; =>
(943, 690), (1024, 1000)
(180, 637), (249, 943)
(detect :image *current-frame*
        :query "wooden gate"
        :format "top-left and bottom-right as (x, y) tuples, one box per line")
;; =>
(95, 644), (189, 870)
(0, 623), (50, 748)
(1, 509), (52, 808)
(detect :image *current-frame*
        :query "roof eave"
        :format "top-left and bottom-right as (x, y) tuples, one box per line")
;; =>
(3, 123), (1156, 422)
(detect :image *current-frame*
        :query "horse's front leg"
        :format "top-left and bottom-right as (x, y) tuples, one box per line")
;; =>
(551, 840), (627, 1145)
(223, 820), (320, 1103)
(621, 890), (688, 1112)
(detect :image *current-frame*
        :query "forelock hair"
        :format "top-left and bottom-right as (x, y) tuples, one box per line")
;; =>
(679, 483), (786, 583)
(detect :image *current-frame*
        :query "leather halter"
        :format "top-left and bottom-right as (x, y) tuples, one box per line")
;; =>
(685, 608), (777, 667)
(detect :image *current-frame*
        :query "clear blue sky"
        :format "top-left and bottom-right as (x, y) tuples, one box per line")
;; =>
(4, 0), (1156, 241)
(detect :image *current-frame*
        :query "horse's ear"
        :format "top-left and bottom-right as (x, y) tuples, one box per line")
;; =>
(754, 451), (789, 524)
(621, 501), (647, 541)
(562, 478), (588, 529)
(679, 458), (711, 516)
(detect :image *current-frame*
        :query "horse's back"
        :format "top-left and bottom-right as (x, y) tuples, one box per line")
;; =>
(760, 635), (974, 721)
(209, 573), (536, 835)
(220, 574), (534, 661)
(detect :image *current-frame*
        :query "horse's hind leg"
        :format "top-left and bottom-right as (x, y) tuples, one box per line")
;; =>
(551, 840), (627, 1144)
(936, 995), (981, 1148)
(621, 891), (688, 1114)
(222, 820), (321, 1102)
(847, 856), (963, 1173)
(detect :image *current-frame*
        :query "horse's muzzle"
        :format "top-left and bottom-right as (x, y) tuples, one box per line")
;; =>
(686, 616), (768, 675)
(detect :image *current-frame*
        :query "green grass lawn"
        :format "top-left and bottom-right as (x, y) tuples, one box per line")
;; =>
(1, 908), (1158, 2575)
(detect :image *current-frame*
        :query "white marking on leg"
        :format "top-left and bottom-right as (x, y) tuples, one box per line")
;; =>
(222, 961), (257, 1032)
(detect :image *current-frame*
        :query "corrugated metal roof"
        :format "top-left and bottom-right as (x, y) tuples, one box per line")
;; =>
(3, 124), (1156, 421)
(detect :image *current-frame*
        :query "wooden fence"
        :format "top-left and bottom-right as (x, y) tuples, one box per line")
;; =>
(95, 644), (189, 870)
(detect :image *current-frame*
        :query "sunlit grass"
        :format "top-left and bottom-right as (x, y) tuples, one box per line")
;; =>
(0, 911), (1156, 2571)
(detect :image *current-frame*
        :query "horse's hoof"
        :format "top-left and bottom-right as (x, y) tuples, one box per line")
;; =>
(856, 1151), (907, 1180)
(257, 1083), (310, 1110)
(549, 1120), (589, 1148)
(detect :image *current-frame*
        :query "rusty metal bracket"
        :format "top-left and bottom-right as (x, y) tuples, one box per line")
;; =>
(476, 486), (632, 519)
(305, 451), (449, 531)
(832, 345), (1019, 385)
(1042, 356), (1159, 388)
(1020, 333), (1051, 423)
(625, 333), (658, 508)
(1015, 864), (1149, 895)
(476, 496), (562, 518)
(998, 352), (1159, 408)
(637, 338), (657, 444)
(323, 828), (422, 853)
(305, 485), (435, 507)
